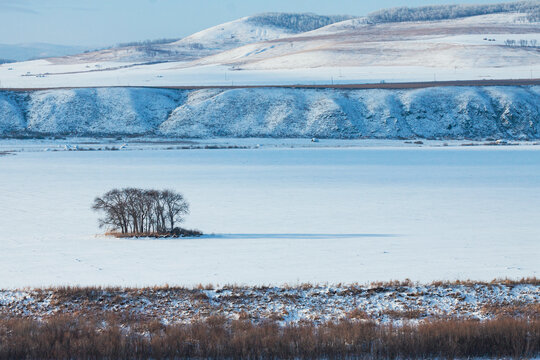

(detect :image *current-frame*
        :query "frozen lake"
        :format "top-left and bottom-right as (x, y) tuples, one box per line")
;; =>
(0, 145), (539, 287)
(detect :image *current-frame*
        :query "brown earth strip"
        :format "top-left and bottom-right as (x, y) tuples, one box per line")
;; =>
(2, 78), (540, 92)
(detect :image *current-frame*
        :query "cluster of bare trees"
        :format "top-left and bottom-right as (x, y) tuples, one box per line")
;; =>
(367, 2), (540, 24)
(116, 38), (180, 48)
(504, 39), (538, 47)
(92, 188), (189, 235)
(248, 13), (352, 33)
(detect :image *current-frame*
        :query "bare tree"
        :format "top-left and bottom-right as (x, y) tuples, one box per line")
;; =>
(92, 189), (130, 233)
(367, 2), (540, 24)
(92, 188), (190, 235)
(162, 190), (189, 231)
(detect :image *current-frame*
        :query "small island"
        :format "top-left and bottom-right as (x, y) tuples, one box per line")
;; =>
(92, 188), (202, 238)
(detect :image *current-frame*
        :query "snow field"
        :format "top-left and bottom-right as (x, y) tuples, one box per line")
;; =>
(0, 146), (538, 287)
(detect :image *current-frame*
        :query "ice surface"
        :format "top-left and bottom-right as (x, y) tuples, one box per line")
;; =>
(0, 146), (538, 287)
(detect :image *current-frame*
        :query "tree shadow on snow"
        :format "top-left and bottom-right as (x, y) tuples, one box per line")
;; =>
(207, 234), (399, 240)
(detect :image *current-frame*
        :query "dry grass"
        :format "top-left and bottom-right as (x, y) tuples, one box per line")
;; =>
(37, 277), (536, 294)
(429, 277), (540, 287)
(368, 277), (540, 288)
(481, 302), (540, 319)
(380, 309), (425, 320)
(1, 280), (535, 326)
(346, 308), (371, 320)
(0, 315), (537, 359)
(0, 281), (538, 358)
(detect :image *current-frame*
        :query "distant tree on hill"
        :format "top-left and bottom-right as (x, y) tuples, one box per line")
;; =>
(367, 2), (540, 24)
(247, 13), (353, 33)
(116, 38), (180, 48)
(92, 188), (193, 236)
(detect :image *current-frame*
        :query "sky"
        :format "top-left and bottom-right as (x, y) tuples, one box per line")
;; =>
(0, 0), (518, 47)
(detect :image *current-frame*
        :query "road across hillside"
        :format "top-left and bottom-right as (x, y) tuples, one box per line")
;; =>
(2, 78), (540, 92)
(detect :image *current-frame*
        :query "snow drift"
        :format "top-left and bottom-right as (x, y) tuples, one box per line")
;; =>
(1, 86), (539, 139)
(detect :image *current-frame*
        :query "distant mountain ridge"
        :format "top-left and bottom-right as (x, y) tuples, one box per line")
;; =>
(0, 43), (89, 62)
(366, 0), (540, 24)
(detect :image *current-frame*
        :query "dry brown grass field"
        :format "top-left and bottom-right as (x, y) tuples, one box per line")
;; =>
(0, 279), (538, 358)
(0, 315), (538, 359)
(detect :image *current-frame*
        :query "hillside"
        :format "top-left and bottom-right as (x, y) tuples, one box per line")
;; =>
(1, 86), (539, 139)
(54, 13), (352, 64)
(365, 1), (540, 23)
(0, 3), (538, 88)
(195, 12), (539, 71)
(0, 3), (538, 141)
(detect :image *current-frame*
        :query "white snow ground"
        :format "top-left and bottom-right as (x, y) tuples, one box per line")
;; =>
(0, 145), (538, 288)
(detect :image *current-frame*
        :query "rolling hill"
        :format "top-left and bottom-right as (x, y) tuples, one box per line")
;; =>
(54, 13), (352, 64)
(0, 3), (538, 88)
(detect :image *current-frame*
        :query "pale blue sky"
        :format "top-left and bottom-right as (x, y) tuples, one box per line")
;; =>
(0, 0), (513, 47)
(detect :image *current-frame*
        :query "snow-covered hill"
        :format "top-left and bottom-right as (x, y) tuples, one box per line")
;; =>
(365, 1), (540, 24)
(1, 86), (539, 139)
(1, 4), (538, 88)
(196, 12), (540, 71)
(54, 13), (352, 64)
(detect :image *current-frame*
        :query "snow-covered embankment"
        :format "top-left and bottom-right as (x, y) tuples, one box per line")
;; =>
(1, 86), (539, 139)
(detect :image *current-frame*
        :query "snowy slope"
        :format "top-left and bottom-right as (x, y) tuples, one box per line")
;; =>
(197, 13), (540, 70)
(24, 88), (184, 135)
(166, 13), (353, 59)
(53, 13), (352, 64)
(0, 9), (538, 88)
(1, 86), (540, 139)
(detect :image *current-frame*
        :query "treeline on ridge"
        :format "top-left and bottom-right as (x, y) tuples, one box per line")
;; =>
(367, 1), (540, 23)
